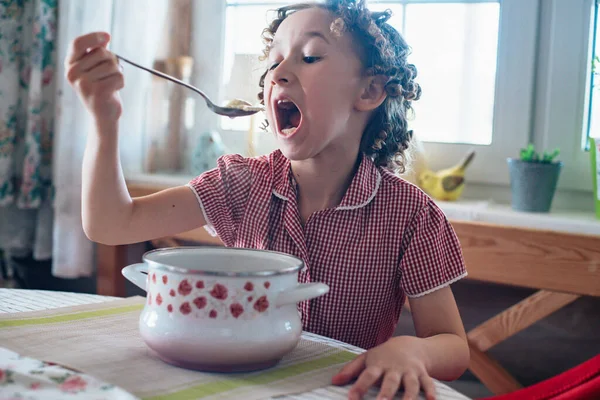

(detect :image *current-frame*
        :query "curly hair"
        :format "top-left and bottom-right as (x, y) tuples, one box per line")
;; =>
(257, 0), (422, 173)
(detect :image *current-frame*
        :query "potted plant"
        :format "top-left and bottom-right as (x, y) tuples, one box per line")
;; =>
(507, 144), (562, 212)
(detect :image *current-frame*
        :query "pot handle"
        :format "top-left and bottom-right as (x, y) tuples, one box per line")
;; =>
(121, 263), (148, 291)
(275, 283), (329, 308)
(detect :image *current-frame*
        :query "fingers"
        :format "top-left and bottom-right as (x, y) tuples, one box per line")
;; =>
(71, 59), (121, 95)
(64, 32), (124, 120)
(66, 48), (116, 84)
(66, 32), (110, 65)
(349, 366), (383, 400)
(401, 373), (420, 400)
(84, 59), (120, 82)
(65, 34), (122, 100)
(420, 375), (437, 400)
(332, 354), (366, 386)
(377, 371), (402, 400)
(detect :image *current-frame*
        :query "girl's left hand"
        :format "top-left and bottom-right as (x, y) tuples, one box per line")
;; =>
(331, 337), (437, 400)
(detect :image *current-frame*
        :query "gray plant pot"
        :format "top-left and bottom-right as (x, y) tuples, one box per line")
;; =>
(507, 158), (562, 212)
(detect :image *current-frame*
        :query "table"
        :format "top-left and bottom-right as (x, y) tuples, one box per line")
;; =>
(0, 288), (470, 400)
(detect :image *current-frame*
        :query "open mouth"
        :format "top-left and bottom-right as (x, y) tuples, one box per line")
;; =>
(275, 99), (302, 136)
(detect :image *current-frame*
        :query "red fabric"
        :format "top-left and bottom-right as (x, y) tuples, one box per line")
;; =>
(479, 355), (600, 400)
(187, 150), (467, 349)
(553, 375), (600, 400)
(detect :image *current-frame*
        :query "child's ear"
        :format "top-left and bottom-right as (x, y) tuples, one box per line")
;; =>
(355, 75), (387, 112)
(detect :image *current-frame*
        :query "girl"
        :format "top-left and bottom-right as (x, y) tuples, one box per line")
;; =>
(65, 1), (470, 399)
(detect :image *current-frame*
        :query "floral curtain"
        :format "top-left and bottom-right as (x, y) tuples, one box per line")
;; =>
(1, 0), (174, 279)
(0, 0), (57, 260)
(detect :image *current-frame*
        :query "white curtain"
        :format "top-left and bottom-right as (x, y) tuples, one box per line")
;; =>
(53, 0), (168, 277)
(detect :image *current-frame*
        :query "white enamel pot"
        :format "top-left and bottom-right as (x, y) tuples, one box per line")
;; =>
(122, 246), (328, 372)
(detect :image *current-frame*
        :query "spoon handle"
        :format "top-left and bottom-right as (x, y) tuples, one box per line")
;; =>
(115, 54), (211, 104)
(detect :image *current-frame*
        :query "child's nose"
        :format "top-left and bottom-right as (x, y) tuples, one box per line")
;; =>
(271, 62), (293, 86)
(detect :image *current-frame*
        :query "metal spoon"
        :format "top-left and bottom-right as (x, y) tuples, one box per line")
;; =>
(115, 54), (264, 118)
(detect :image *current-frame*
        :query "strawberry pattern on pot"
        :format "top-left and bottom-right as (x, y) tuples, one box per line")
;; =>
(178, 280), (193, 296)
(147, 275), (273, 320)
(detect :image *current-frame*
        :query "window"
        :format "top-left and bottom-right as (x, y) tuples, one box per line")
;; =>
(371, 2), (500, 145)
(191, 0), (594, 192)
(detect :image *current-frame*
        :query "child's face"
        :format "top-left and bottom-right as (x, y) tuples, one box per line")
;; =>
(263, 7), (368, 161)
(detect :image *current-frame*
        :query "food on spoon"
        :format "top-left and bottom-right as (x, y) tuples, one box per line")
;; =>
(225, 98), (251, 108)
(225, 98), (264, 112)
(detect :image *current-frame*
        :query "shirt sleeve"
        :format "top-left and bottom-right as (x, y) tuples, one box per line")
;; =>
(399, 200), (468, 298)
(186, 154), (252, 246)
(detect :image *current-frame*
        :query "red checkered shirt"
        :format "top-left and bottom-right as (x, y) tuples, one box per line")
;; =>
(187, 150), (467, 349)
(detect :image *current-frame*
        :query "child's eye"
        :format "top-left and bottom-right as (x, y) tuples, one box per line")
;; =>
(268, 62), (280, 71)
(303, 56), (320, 64)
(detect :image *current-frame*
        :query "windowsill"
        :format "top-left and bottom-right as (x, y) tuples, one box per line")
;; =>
(125, 172), (600, 237)
(437, 200), (600, 236)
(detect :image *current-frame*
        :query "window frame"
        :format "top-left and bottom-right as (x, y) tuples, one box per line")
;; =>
(531, 0), (594, 192)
